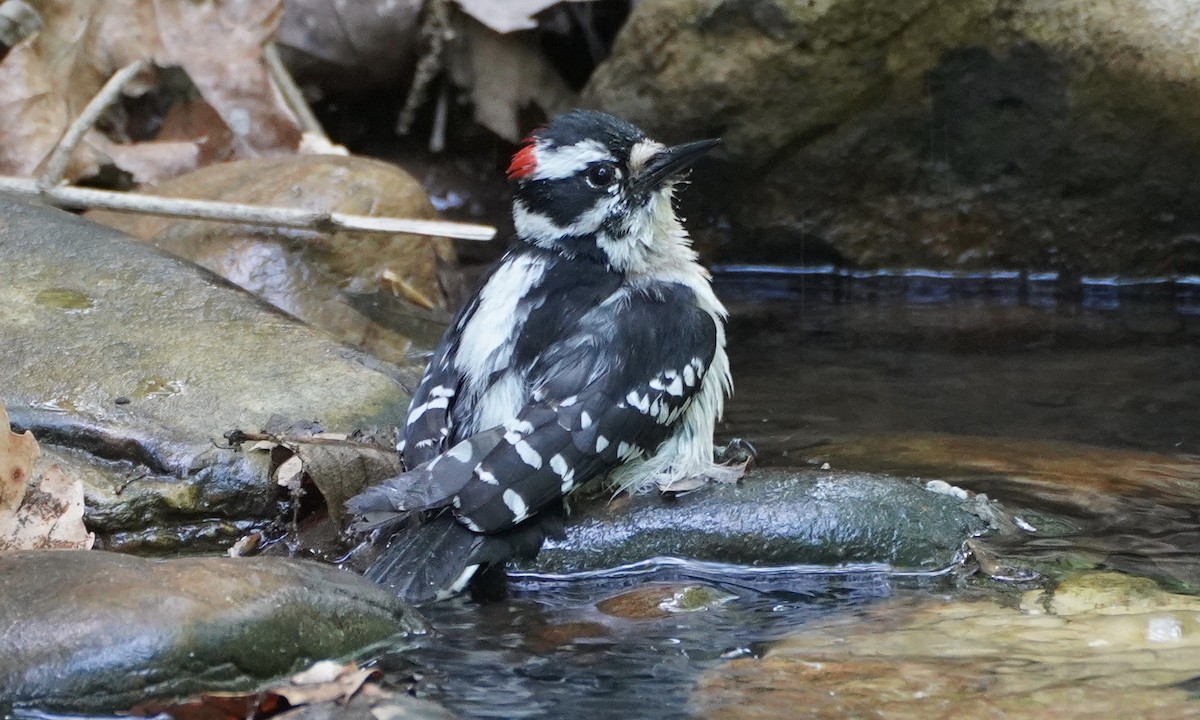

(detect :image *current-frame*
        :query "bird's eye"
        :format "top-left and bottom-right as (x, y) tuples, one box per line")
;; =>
(586, 162), (618, 189)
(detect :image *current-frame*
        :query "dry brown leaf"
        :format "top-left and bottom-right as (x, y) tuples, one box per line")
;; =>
(0, 401), (93, 552)
(0, 0), (299, 181)
(152, 0), (301, 157)
(292, 439), (405, 527)
(0, 401), (38, 510)
(132, 661), (379, 720)
(242, 429), (403, 528)
(0, 31), (83, 176)
(99, 139), (202, 185)
(447, 15), (576, 142)
(276, 660), (379, 704)
(131, 692), (284, 720)
(274, 454), (304, 490)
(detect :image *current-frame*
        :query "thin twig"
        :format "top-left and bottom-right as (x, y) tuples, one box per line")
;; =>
(38, 60), (150, 191)
(263, 42), (327, 140)
(0, 176), (497, 241)
(396, 0), (453, 135)
(430, 81), (448, 153)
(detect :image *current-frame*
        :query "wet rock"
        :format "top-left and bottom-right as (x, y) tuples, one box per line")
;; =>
(692, 570), (1200, 719)
(89, 154), (459, 364)
(0, 550), (425, 713)
(596, 583), (738, 620)
(807, 433), (1200, 588)
(0, 194), (412, 549)
(807, 432), (1200, 511)
(523, 468), (991, 575)
(586, 0), (1200, 274)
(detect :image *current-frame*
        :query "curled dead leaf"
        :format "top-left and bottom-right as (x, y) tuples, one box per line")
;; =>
(0, 402), (38, 509)
(0, 401), (93, 551)
(277, 660), (379, 704)
(234, 429), (404, 528)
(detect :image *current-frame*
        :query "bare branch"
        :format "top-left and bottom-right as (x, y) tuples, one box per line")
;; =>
(0, 176), (497, 241)
(37, 60), (151, 190)
(264, 43), (327, 141)
(397, 0), (453, 136)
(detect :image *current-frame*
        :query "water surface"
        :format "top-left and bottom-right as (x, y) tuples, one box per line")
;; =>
(381, 269), (1200, 718)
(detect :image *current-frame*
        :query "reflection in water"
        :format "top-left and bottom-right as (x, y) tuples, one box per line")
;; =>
(379, 269), (1200, 719)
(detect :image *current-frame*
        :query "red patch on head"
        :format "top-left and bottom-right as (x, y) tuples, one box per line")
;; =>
(507, 138), (538, 180)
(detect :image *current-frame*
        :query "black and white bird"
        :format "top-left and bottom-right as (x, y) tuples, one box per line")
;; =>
(348, 109), (734, 602)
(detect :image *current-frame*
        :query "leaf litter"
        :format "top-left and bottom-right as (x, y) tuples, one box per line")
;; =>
(0, 0), (299, 182)
(0, 400), (93, 552)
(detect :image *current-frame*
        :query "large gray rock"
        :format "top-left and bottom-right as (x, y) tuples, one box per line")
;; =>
(523, 468), (992, 575)
(0, 194), (412, 549)
(0, 550), (425, 712)
(586, 0), (1200, 274)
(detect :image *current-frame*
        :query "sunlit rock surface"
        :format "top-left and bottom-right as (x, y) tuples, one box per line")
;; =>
(587, 0), (1200, 274)
(0, 550), (425, 712)
(522, 468), (993, 575)
(693, 571), (1200, 719)
(0, 194), (411, 550)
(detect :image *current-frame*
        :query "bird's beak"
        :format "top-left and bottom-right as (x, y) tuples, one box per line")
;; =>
(633, 137), (720, 194)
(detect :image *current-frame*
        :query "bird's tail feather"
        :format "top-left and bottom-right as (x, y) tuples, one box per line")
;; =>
(346, 427), (506, 537)
(364, 506), (566, 603)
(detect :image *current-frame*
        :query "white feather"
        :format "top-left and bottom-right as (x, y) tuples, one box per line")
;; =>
(529, 139), (611, 180)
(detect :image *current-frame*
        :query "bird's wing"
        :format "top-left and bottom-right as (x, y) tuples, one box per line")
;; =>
(399, 294), (480, 467)
(453, 283), (719, 532)
(349, 283), (718, 534)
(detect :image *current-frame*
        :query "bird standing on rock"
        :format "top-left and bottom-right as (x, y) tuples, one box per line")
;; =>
(348, 109), (734, 602)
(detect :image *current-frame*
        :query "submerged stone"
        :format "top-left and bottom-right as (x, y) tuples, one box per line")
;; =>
(693, 570), (1200, 719)
(0, 550), (425, 712)
(523, 468), (992, 575)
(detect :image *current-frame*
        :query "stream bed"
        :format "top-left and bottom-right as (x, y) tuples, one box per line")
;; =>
(373, 268), (1200, 719)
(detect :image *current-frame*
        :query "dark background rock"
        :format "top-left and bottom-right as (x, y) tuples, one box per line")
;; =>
(584, 0), (1200, 275)
(0, 550), (425, 712)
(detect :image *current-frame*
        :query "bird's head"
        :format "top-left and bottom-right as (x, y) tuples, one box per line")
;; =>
(507, 109), (719, 274)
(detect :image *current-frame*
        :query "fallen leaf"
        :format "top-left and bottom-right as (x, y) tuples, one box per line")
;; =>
(239, 429), (404, 528)
(132, 693), (283, 720)
(446, 14), (577, 142)
(0, 0), (299, 181)
(454, 0), (594, 34)
(0, 400), (38, 510)
(152, 0), (301, 157)
(0, 401), (93, 551)
(98, 138), (202, 185)
(274, 454), (304, 490)
(132, 661), (389, 720)
(276, 660), (379, 704)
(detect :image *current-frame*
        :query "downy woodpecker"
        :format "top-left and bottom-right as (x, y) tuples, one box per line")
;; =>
(348, 110), (733, 602)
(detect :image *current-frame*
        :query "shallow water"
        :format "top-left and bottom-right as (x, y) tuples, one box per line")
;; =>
(379, 269), (1200, 718)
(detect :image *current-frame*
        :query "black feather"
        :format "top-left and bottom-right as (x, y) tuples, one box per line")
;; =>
(364, 507), (566, 604)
